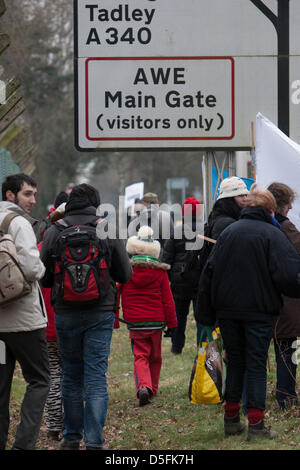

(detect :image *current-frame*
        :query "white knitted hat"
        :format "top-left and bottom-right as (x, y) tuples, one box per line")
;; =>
(126, 226), (161, 259)
(217, 177), (249, 200)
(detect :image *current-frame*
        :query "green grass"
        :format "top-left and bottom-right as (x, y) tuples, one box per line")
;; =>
(8, 313), (300, 450)
(105, 314), (300, 450)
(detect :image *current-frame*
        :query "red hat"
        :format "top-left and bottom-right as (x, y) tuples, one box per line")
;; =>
(182, 197), (202, 217)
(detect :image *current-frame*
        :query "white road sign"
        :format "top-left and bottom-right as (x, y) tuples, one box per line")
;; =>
(74, 0), (300, 150)
(85, 57), (234, 142)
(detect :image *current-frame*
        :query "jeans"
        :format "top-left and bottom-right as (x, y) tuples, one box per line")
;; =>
(219, 318), (273, 411)
(0, 329), (50, 450)
(172, 297), (203, 353)
(274, 338), (298, 409)
(55, 310), (115, 448)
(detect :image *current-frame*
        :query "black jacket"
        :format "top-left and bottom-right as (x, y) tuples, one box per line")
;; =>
(162, 218), (202, 298)
(162, 201), (240, 299)
(210, 215), (237, 240)
(40, 206), (132, 312)
(195, 206), (300, 326)
(208, 197), (242, 240)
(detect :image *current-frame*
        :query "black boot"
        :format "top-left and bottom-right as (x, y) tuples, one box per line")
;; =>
(224, 414), (246, 436)
(60, 440), (80, 450)
(247, 420), (278, 441)
(138, 387), (150, 407)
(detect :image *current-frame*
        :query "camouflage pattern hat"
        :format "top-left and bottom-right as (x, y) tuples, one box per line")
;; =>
(142, 192), (158, 204)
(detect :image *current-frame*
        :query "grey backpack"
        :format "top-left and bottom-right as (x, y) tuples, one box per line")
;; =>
(0, 213), (32, 306)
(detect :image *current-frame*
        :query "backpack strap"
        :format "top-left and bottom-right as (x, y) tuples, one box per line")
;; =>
(54, 218), (71, 231)
(54, 217), (103, 230)
(0, 213), (21, 234)
(21, 212), (39, 228)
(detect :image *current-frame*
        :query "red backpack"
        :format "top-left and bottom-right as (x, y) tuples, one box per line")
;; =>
(52, 219), (111, 306)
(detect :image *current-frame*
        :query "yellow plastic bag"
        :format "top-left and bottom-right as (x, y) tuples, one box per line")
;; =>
(189, 327), (224, 405)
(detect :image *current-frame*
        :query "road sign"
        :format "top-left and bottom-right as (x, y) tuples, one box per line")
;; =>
(85, 57), (234, 142)
(74, 0), (300, 151)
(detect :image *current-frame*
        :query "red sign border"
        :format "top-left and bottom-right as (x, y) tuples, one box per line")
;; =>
(85, 56), (235, 142)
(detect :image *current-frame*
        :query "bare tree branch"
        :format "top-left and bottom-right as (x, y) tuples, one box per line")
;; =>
(249, 0), (278, 31)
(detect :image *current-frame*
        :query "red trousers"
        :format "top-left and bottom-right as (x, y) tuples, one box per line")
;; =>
(130, 329), (162, 396)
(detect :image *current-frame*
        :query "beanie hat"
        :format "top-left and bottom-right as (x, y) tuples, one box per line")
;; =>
(142, 192), (158, 205)
(217, 177), (248, 200)
(65, 183), (100, 211)
(182, 197), (201, 217)
(126, 226), (161, 259)
(54, 191), (69, 208)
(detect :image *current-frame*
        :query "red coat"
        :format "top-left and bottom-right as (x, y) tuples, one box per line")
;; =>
(118, 263), (177, 329)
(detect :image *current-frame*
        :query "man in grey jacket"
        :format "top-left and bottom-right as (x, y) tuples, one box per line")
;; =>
(0, 173), (50, 450)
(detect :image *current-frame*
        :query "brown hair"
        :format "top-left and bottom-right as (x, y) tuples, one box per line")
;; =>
(267, 182), (296, 214)
(2, 173), (37, 200)
(245, 187), (276, 213)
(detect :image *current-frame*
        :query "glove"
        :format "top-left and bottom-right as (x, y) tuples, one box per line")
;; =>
(163, 328), (176, 338)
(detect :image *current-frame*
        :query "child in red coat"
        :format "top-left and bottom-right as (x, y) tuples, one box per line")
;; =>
(118, 226), (177, 406)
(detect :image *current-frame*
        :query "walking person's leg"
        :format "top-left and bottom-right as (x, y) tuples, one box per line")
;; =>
(10, 329), (50, 450)
(44, 340), (64, 439)
(130, 330), (153, 402)
(274, 338), (298, 410)
(84, 311), (115, 449)
(149, 330), (163, 396)
(0, 334), (16, 450)
(245, 320), (277, 440)
(171, 297), (190, 354)
(218, 319), (246, 436)
(55, 313), (84, 449)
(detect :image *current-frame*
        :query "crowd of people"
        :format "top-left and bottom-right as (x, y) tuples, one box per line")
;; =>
(0, 173), (300, 450)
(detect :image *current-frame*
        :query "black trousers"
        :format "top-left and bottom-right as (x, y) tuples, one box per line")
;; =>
(274, 337), (298, 409)
(0, 328), (50, 450)
(219, 318), (273, 410)
(172, 297), (203, 353)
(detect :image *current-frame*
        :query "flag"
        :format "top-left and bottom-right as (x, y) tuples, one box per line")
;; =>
(255, 113), (300, 230)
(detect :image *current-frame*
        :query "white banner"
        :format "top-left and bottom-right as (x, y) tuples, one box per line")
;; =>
(124, 182), (144, 209)
(255, 112), (300, 230)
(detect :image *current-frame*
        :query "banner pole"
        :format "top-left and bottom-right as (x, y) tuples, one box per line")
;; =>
(251, 121), (256, 182)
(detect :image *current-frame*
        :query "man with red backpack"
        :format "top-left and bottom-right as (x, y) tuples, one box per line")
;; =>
(40, 184), (132, 450)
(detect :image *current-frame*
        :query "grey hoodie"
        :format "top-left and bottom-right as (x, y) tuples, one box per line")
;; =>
(0, 201), (47, 332)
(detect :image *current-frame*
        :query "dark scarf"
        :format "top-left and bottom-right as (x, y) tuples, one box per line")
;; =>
(275, 212), (288, 224)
